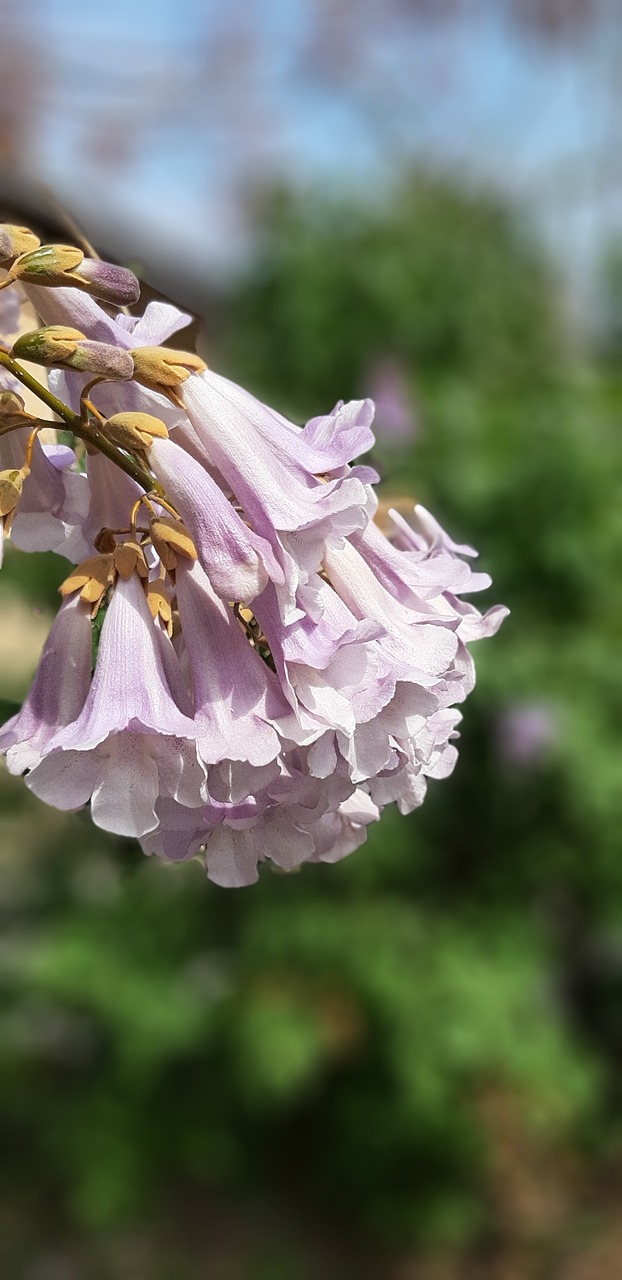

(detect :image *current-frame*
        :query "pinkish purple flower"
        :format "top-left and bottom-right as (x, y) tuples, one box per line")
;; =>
(0, 592), (93, 773)
(0, 426), (89, 560)
(179, 371), (377, 622)
(0, 241), (508, 885)
(25, 573), (204, 838)
(149, 437), (282, 604)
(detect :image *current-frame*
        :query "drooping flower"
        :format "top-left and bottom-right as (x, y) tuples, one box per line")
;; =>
(0, 592), (93, 773)
(178, 370), (377, 622)
(0, 221), (508, 886)
(24, 571), (205, 838)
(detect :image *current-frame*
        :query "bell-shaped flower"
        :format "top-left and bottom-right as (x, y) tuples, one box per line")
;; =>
(197, 760), (367, 886)
(253, 575), (391, 737)
(308, 790), (381, 864)
(0, 593), (93, 773)
(176, 557), (286, 766)
(324, 537), (460, 677)
(179, 370), (377, 621)
(25, 572), (205, 838)
(367, 707), (463, 814)
(174, 559), (321, 812)
(149, 436), (283, 603)
(71, 449), (142, 560)
(0, 426), (89, 560)
(382, 505), (510, 642)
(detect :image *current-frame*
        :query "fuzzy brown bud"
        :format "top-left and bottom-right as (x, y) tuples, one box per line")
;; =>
(59, 553), (115, 607)
(60, 539), (148, 610)
(146, 579), (174, 635)
(104, 412), (169, 451)
(150, 515), (197, 570)
(0, 465), (29, 536)
(0, 224), (41, 266)
(130, 346), (206, 393)
(0, 467), (25, 517)
(0, 392), (37, 430)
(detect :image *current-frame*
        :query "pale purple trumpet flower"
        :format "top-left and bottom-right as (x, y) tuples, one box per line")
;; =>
(253, 504), (504, 810)
(0, 426), (89, 561)
(253, 556), (458, 804)
(179, 371), (378, 622)
(70, 450), (141, 561)
(25, 573), (205, 838)
(385, 506), (510, 642)
(141, 764), (358, 886)
(174, 558), (308, 773)
(148, 437), (283, 604)
(201, 768), (373, 886)
(0, 592), (93, 773)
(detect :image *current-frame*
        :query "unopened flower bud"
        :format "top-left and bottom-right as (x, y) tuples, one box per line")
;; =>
(0, 465), (27, 534)
(0, 391), (37, 430)
(0, 391), (25, 415)
(12, 326), (134, 379)
(72, 258), (141, 305)
(9, 244), (141, 305)
(146, 578), (174, 634)
(60, 553), (115, 607)
(94, 528), (118, 554)
(59, 539), (148, 612)
(130, 346), (206, 393)
(0, 224), (41, 266)
(113, 540), (149, 581)
(104, 411), (169, 451)
(10, 244), (84, 285)
(150, 515), (197, 571)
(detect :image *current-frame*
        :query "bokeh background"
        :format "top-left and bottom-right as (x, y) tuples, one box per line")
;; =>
(2, 2), (622, 1276)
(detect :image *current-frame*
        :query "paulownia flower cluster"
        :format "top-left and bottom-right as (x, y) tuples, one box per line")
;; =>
(0, 224), (508, 886)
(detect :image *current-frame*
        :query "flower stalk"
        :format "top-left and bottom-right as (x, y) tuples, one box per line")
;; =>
(0, 348), (160, 494)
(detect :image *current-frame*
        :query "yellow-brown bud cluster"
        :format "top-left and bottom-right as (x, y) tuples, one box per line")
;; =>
(0, 230), (141, 306)
(60, 504), (197, 631)
(60, 536), (150, 615)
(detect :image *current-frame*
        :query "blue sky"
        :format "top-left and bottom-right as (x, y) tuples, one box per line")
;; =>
(14, 0), (622, 295)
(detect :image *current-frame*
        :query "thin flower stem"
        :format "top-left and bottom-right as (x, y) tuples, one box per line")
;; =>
(25, 426), (41, 470)
(0, 350), (79, 427)
(0, 350), (162, 494)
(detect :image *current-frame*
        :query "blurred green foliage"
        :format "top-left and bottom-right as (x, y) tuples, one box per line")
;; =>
(2, 173), (622, 1273)
(222, 174), (562, 415)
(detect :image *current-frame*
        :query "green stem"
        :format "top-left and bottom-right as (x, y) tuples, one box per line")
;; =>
(0, 351), (160, 494)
